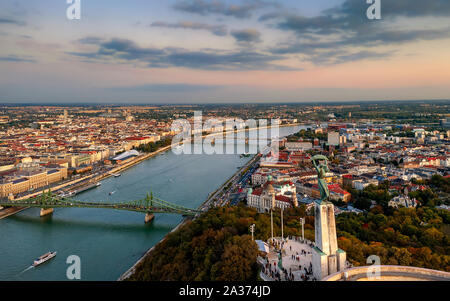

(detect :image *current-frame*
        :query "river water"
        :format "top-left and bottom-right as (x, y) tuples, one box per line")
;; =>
(0, 126), (303, 280)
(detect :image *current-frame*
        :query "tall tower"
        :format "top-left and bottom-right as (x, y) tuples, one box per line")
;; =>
(267, 183), (275, 243)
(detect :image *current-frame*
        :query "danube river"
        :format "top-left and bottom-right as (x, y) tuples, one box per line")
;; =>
(0, 126), (304, 281)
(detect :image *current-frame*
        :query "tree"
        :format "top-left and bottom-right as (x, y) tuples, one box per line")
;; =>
(390, 247), (412, 266)
(129, 206), (270, 281)
(211, 235), (259, 281)
(409, 189), (439, 207)
(336, 206), (449, 271)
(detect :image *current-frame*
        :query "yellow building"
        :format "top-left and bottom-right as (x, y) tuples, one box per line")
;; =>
(0, 167), (67, 198)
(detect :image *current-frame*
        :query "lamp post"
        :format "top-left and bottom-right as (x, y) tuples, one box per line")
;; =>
(300, 217), (305, 241)
(250, 224), (255, 241)
(270, 209), (274, 244)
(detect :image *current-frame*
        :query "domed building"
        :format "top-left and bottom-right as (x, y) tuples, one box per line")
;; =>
(247, 180), (298, 212)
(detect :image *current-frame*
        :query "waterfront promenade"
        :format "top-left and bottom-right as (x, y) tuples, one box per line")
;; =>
(0, 144), (174, 220)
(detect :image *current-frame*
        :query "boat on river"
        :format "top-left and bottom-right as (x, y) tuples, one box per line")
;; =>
(33, 251), (57, 267)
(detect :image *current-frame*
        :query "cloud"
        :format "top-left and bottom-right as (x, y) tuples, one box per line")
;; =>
(68, 37), (297, 71)
(333, 0), (450, 18)
(66, 51), (101, 60)
(151, 21), (227, 36)
(262, 0), (450, 65)
(271, 27), (450, 55)
(160, 50), (290, 70)
(310, 50), (394, 65)
(0, 17), (26, 26)
(231, 29), (261, 43)
(262, 0), (450, 37)
(99, 39), (165, 59)
(173, 0), (278, 19)
(0, 55), (36, 63)
(77, 37), (105, 45)
(333, 51), (393, 64)
(110, 83), (222, 92)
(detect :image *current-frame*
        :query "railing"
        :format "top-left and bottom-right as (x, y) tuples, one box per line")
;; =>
(0, 191), (200, 216)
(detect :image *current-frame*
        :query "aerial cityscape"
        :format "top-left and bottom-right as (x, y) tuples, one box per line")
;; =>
(0, 0), (449, 292)
(0, 102), (449, 283)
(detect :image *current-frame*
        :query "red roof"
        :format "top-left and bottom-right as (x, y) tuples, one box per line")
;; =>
(125, 137), (147, 141)
(275, 195), (291, 203)
(312, 183), (350, 195)
(251, 188), (263, 196)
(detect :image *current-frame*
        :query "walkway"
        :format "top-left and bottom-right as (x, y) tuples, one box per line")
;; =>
(258, 237), (317, 281)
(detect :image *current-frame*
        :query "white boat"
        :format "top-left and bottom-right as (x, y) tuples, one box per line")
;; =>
(113, 173), (121, 178)
(33, 251), (57, 267)
(60, 191), (74, 198)
(109, 191), (116, 195)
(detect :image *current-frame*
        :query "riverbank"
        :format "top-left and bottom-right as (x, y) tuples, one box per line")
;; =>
(51, 122), (301, 200)
(117, 124), (305, 281)
(0, 144), (175, 218)
(3, 122), (301, 211)
(117, 213), (189, 281)
(0, 124), (303, 281)
(0, 173), (103, 219)
(118, 151), (262, 281)
(0, 206), (28, 219)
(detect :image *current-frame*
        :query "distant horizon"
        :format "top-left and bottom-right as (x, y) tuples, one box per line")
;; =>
(1, 99), (449, 107)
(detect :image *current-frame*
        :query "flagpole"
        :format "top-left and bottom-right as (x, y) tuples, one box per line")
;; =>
(271, 209), (274, 243)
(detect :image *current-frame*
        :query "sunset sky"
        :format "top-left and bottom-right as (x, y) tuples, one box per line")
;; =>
(1, 0), (450, 103)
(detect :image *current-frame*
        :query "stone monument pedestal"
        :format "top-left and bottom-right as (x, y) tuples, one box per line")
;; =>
(312, 201), (346, 280)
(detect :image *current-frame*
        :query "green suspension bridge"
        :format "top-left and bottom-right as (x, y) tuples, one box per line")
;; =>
(0, 190), (201, 222)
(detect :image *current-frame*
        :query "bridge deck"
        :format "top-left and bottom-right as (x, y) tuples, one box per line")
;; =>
(0, 192), (200, 216)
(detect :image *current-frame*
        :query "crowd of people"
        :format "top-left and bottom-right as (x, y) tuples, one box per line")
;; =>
(261, 261), (282, 281)
(260, 236), (318, 281)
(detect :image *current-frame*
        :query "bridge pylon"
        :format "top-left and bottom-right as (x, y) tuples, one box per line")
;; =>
(145, 213), (155, 223)
(144, 191), (155, 223)
(40, 189), (54, 217)
(40, 208), (54, 217)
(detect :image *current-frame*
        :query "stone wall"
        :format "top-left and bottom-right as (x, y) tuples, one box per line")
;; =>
(323, 265), (450, 281)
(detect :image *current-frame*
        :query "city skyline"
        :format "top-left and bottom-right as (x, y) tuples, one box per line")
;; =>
(1, 0), (450, 103)
(0, 102), (449, 282)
